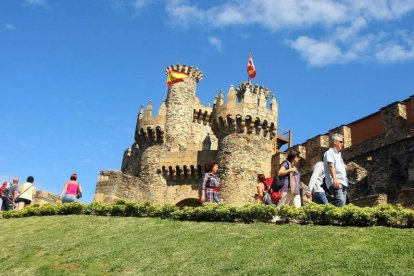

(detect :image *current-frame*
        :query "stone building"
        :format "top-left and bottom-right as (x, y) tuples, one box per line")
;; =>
(94, 64), (414, 207)
(293, 96), (414, 208)
(94, 64), (285, 205)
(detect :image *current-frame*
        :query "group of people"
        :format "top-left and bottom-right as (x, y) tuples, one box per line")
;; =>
(0, 173), (84, 212)
(0, 176), (36, 211)
(200, 133), (349, 208)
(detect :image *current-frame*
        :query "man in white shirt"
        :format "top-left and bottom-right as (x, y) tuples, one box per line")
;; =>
(324, 133), (348, 206)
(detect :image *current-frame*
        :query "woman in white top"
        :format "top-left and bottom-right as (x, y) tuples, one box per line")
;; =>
(16, 176), (36, 210)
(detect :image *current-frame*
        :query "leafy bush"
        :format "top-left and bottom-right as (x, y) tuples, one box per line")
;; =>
(341, 205), (376, 227)
(56, 202), (85, 215)
(374, 204), (409, 228)
(149, 204), (179, 219)
(37, 204), (58, 216)
(84, 202), (111, 216)
(2, 199), (414, 229)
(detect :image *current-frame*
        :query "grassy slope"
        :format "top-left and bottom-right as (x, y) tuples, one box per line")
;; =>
(1, 216), (413, 275)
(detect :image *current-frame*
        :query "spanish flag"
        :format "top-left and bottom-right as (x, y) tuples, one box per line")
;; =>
(247, 52), (256, 79)
(166, 70), (189, 87)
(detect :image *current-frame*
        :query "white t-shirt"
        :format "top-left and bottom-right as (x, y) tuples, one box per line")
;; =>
(324, 148), (347, 188)
(19, 182), (35, 201)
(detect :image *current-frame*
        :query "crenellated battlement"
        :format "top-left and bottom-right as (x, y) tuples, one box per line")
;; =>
(165, 64), (203, 83)
(136, 126), (165, 147)
(211, 84), (278, 139)
(159, 164), (203, 181)
(192, 97), (213, 125)
(134, 101), (166, 145)
(236, 81), (271, 100)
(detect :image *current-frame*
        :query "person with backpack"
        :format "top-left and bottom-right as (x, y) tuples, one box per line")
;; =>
(277, 149), (302, 208)
(1, 178), (19, 211)
(15, 176), (36, 210)
(60, 173), (83, 203)
(257, 174), (282, 205)
(0, 181), (9, 211)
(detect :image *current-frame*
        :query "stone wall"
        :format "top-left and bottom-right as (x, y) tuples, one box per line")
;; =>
(216, 133), (274, 204)
(32, 191), (60, 205)
(288, 98), (414, 207)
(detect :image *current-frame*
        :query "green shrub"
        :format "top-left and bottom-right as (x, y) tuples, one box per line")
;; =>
(56, 202), (85, 215)
(85, 202), (111, 216)
(149, 204), (179, 219)
(278, 205), (306, 223)
(110, 204), (126, 216)
(374, 204), (406, 227)
(2, 199), (414, 229)
(37, 204), (58, 216)
(341, 205), (376, 227)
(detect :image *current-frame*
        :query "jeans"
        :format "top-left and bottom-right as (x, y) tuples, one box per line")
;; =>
(62, 194), (77, 203)
(329, 186), (347, 207)
(312, 192), (329, 205)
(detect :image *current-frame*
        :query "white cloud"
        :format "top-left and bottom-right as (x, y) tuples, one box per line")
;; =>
(288, 36), (345, 66)
(23, 0), (47, 7)
(4, 24), (16, 31)
(208, 36), (222, 52)
(376, 43), (414, 62)
(132, 0), (151, 10)
(118, 0), (414, 65)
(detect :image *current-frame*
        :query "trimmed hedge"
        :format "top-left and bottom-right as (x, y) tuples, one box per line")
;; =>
(2, 201), (414, 228)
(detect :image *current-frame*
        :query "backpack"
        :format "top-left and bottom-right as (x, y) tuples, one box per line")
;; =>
(2, 186), (11, 198)
(262, 177), (283, 205)
(0, 182), (8, 197)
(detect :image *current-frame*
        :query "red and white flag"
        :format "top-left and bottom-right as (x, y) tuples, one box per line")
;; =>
(247, 52), (256, 79)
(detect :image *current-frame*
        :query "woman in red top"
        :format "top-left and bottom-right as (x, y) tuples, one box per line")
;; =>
(60, 173), (82, 203)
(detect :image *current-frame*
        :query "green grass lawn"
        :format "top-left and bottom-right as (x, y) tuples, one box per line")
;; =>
(1, 215), (413, 275)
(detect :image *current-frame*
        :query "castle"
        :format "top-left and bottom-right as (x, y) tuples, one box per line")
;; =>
(94, 64), (414, 208)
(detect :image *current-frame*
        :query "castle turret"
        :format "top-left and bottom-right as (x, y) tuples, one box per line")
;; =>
(211, 82), (278, 205)
(165, 64), (203, 151)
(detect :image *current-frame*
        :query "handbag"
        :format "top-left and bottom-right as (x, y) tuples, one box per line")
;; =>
(76, 185), (82, 199)
(287, 161), (298, 195)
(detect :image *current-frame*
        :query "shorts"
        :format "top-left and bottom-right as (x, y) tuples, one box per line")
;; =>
(62, 194), (77, 203)
(16, 198), (32, 205)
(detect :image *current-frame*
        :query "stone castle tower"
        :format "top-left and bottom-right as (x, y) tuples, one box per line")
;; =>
(94, 64), (280, 205)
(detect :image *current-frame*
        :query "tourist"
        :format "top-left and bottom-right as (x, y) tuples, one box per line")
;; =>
(277, 149), (302, 208)
(1, 178), (19, 211)
(324, 133), (348, 207)
(200, 161), (222, 203)
(60, 173), (83, 203)
(256, 174), (266, 204)
(305, 160), (329, 205)
(16, 176), (36, 210)
(0, 181), (8, 211)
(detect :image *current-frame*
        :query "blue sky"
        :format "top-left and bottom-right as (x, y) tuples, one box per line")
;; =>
(1, 0), (414, 203)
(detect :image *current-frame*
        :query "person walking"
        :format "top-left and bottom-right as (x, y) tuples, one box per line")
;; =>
(277, 149), (302, 208)
(60, 173), (83, 203)
(324, 133), (348, 206)
(200, 161), (222, 203)
(16, 176), (36, 210)
(305, 161), (329, 205)
(1, 178), (19, 211)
